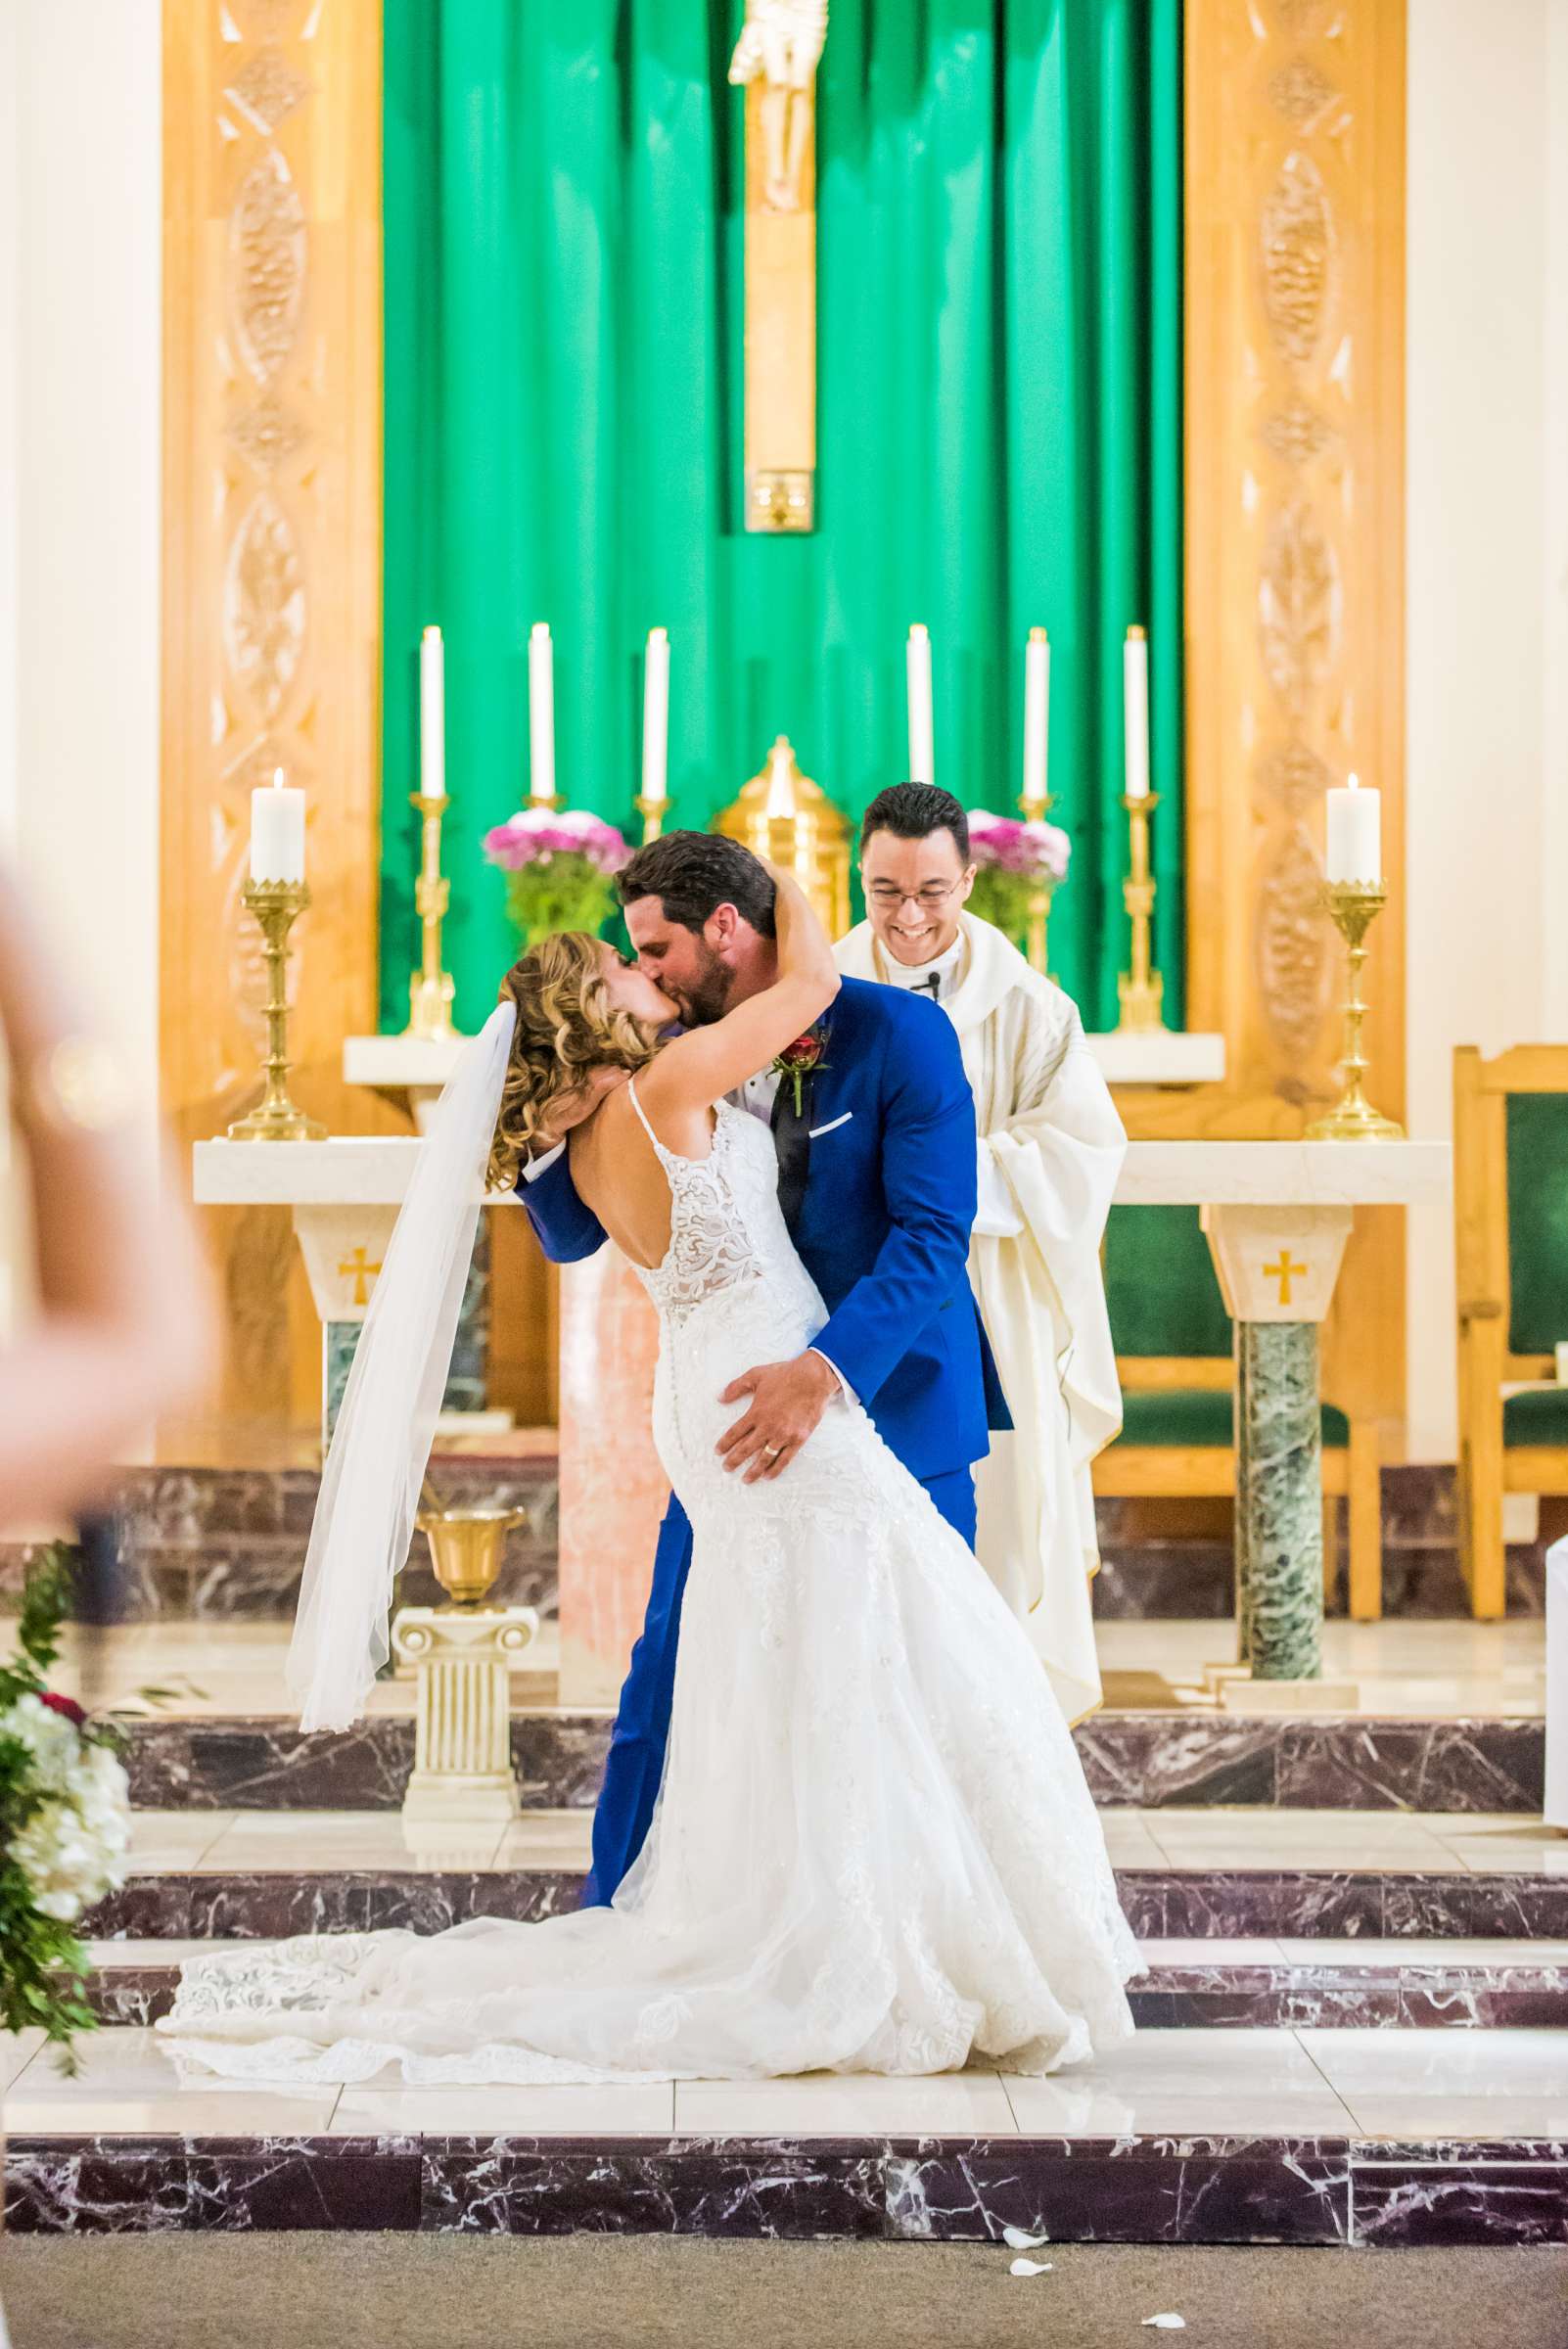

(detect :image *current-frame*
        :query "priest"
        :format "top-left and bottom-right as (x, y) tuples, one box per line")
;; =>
(836, 784), (1125, 1724)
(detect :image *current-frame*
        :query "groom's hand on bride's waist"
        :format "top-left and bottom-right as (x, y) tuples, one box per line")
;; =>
(716, 1351), (841, 1482)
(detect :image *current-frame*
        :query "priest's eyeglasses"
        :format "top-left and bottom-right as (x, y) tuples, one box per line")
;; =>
(866, 880), (966, 910)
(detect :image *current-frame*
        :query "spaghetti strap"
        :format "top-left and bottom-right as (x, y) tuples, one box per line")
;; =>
(626, 1076), (667, 1158)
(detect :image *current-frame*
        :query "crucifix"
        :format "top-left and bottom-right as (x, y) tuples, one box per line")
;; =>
(729, 1), (828, 532)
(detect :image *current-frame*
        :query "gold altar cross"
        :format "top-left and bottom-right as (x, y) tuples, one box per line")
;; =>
(1264, 1249), (1307, 1308)
(730, 5), (826, 532)
(339, 1245), (383, 1308)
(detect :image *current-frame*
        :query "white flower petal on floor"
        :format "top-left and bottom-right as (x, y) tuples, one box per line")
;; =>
(1009, 2258), (1054, 2278)
(1002, 2226), (1051, 2248)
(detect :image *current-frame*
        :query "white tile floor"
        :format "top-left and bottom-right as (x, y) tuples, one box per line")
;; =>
(119, 1807), (1568, 1877)
(10, 2023), (1568, 2142)
(17, 1616), (1547, 1721)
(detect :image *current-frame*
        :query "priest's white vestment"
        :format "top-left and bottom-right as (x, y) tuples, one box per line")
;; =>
(836, 911), (1125, 1724)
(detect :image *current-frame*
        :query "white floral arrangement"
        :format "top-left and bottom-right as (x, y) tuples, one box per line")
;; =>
(0, 1547), (131, 2060)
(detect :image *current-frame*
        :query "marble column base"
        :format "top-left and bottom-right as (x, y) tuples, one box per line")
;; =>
(1235, 1320), (1323, 1681)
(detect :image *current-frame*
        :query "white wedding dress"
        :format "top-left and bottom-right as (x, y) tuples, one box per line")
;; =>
(161, 1089), (1140, 2086)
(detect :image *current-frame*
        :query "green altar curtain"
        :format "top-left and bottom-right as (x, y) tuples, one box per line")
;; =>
(382, 0), (1182, 1034)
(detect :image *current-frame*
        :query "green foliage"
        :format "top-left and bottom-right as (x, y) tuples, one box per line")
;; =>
(503, 854), (622, 951)
(0, 1543), (98, 2067)
(968, 866), (1054, 948)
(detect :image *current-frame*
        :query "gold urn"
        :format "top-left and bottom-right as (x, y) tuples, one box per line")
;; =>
(415, 1507), (529, 1610)
(715, 736), (851, 941)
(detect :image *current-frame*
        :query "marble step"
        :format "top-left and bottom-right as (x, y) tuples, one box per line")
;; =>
(6, 2022), (1568, 2246)
(119, 1709), (1546, 1815)
(75, 1937), (1568, 2034)
(83, 1866), (1568, 1947)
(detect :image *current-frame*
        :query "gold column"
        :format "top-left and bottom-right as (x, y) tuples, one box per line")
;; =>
(161, 0), (395, 1440)
(1138, 0), (1407, 1441)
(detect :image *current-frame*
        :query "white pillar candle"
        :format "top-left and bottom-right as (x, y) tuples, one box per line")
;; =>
(641, 626), (669, 806)
(250, 769), (305, 884)
(1022, 625), (1050, 806)
(419, 624), (445, 798)
(1325, 771), (1382, 884)
(906, 623), (934, 787)
(1123, 624), (1150, 799)
(529, 622), (556, 802)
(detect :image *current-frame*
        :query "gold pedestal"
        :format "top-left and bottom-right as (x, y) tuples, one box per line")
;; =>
(1308, 883), (1404, 1140)
(1115, 793), (1165, 1035)
(227, 881), (325, 1141)
(715, 736), (850, 939)
(1019, 790), (1057, 976)
(636, 793), (672, 846)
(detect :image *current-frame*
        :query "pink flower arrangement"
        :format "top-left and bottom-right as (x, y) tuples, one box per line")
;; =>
(482, 806), (631, 948)
(966, 808), (1072, 883)
(964, 808), (1072, 947)
(482, 806), (630, 876)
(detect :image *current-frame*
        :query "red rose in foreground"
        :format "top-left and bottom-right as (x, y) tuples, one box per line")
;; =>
(777, 1033), (823, 1072)
(40, 1692), (86, 1727)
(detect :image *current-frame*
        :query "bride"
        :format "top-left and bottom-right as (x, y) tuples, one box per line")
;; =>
(160, 864), (1140, 2087)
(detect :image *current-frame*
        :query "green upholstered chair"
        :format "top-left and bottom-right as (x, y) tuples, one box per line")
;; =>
(1093, 1203), (1383, 1616)
(1453, 1048), (1568, 1617)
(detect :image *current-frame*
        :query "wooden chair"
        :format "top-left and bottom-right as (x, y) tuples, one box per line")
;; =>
(1453, 1045), (1568, 1617)
(1091, 1204), (1383, 1618)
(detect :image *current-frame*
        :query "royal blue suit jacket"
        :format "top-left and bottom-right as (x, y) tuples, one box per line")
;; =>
(519, 977), (1009, 1477)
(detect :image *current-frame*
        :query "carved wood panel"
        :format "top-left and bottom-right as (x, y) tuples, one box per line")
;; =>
(1128, 0), (1407, 1436)
(161, 0), (393, 1438)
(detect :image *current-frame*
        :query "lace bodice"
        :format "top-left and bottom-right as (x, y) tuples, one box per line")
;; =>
(625, 1085), (814, 1333)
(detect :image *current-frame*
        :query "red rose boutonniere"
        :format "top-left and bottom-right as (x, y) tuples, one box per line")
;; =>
(769, 1026), (830, 1117)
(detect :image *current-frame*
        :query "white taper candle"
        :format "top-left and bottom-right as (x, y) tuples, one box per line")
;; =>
(1023, 625), (1050, 806)
(641, 626), (669, 806)
(529, 622), (556, 803)
(419, 624), (445, 799)
(906, 623), (934, 787)
(1325, 772), (1382, 884)
(250, 768), (305, 884)
(1123, 624), (1150, 799)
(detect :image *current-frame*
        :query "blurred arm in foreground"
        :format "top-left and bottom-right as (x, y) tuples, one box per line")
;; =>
(0, 863), (217, 1529)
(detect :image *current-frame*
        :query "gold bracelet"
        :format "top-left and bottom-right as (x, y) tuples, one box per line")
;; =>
(14, 1036), (135, 1136)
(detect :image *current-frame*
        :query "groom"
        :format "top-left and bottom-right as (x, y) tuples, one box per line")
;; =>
(520, 831), (1009, 1907)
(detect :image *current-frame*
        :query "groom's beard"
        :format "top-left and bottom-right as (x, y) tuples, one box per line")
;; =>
(667, 943), (736, 1029)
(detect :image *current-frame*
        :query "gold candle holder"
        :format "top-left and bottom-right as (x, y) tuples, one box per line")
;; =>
(1115, 792), (1165, 1034)
(1018, 790), (1057, 976)
(1307, 882), (1405, 1140)
(635, 791), (671, 846)
(403, 791), (460, 1042)
(227, 880), (325, 1141)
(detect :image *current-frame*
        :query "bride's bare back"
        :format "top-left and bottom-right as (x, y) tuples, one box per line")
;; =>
(567, 1076), (714, 1272)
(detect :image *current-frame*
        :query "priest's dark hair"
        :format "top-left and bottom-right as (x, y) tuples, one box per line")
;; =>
(619, 829), (777, 939)
(859, 783), (970, 863)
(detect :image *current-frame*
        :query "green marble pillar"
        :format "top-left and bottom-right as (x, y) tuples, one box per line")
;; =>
(1234, 1319), (1322, 1681)
(322, 1224), (492, 1451)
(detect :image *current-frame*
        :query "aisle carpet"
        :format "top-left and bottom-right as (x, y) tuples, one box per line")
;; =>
(2, 2235), (1563, 2349)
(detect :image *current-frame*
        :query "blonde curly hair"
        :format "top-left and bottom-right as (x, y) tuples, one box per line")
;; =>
(485, 932), (661, 1194)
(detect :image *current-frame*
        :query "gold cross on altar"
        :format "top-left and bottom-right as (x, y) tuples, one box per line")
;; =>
(1264, 1249), (1307, 1308)
(338, 1245), (383, 1308)
(730, 4), (826, 532)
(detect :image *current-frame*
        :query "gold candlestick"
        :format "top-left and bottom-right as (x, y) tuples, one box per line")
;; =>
(403, 790), (459, 1041)
(1115, 791), (1165, 1033)
(1308, 882), (1404, 1139)
(635, 791), (671, 846)
(227, 880), (325, 1140)
(1018, 791), (1057, 977)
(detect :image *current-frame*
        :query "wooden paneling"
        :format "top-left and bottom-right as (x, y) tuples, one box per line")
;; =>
(1159, 0), (1408, 1440)
(161, 0), (396, 1439)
